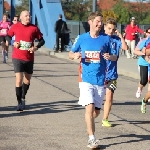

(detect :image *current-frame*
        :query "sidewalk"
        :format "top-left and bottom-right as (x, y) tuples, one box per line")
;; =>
(38, 48), (139, 80)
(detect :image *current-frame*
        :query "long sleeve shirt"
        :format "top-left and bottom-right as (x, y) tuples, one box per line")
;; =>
(125, 24), (144, 41)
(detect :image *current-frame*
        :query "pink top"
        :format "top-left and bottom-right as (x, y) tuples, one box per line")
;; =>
(0, 21), (10, 36)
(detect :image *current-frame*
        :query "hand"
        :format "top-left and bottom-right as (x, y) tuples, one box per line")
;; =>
(74, 52), (81, 60)
(103, 53), (110, 60)
(142, 47), (146, 55)
(13, 42), (20, 48)
(115, 29), (122, 38)
(28, 46), (38, 53)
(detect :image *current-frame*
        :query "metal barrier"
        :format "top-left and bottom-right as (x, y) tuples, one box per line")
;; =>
(66, 20), (150, 40)
(66, 20), (89, 39)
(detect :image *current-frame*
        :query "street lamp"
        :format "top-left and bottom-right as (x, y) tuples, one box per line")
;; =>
(92, 0), (97, 12)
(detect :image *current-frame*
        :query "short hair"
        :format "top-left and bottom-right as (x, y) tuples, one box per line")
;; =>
(3, 13), (7, 17)
(105, 18), (117, 26)
(88, 11), (103, 21)
(13, 15), (19, 21)
(146, 27), (150, 33)
(15, 14), (19, 17)
(59, 14), (62, 19)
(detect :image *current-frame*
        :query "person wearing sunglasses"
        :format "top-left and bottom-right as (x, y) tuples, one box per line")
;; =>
(11, 15), (19, 47)
(134, 28), (150, 101)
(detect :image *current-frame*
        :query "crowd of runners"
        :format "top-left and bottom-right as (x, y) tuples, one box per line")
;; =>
(0, 10), (150, 149)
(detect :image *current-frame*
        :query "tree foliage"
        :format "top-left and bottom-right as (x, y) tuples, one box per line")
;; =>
(62, 0), (101, 21)
(15, 0), (29, 16)
(112, 0), (130, 24)
(128, 0), (150, 24)
(15, 0), (150, 24)
(102, 10), (118, 23)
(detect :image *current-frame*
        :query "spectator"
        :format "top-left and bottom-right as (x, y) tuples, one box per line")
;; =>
(54, 14), (69, 52)
(125, 17), (144, 59)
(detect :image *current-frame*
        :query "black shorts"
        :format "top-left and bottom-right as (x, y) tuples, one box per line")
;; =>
(0, 36), (6, 43)
(106, 79), (117, 93)
(139, 65), (148, 86)
(12, 58), (34, 74)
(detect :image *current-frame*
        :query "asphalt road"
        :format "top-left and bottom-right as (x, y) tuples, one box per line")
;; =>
(0, 52), (150, 150)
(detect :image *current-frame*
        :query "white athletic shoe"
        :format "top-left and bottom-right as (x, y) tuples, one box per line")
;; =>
(87, 139), (100, 149)
(136, 90), (141, 98)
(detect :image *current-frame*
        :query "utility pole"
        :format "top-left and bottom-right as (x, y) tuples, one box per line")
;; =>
(0, 0), (4, 20)
(92, 0), (97, 12)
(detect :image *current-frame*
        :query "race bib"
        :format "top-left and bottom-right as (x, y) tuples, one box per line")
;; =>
(19, 40), (32, 50)
(85, 51), (100, 63)
(0, 29), (7, 34)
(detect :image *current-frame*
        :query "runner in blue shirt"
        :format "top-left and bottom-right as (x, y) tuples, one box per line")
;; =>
(134, 33), (150, 99)
(69, 12), (116, 149)
(102, 18), (128, 127)
(135, 34), (150, 113)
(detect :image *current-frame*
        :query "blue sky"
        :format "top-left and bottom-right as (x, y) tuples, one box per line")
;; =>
(15, 0), (21, 5)
(5, 0), (21, 5)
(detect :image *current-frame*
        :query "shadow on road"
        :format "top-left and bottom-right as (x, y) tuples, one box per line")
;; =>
(100, 134), (150, 149)
(113, 101), (141, 105)
(0, 100), (83, 118)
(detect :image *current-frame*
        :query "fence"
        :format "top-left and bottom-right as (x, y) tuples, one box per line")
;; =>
(66, 20), (150, 39)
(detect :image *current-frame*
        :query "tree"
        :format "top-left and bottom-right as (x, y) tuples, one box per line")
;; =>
(62, 0), (100, 21)
(112, 0), (130, 24)
(15, 0), (29, 15)
(128, 0), (150, 24)
(102, 10), (118, 23)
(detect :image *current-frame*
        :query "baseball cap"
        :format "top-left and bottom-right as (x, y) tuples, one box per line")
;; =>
(130, 17), (135, 21)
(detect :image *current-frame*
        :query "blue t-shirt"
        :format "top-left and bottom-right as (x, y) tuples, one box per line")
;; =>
(137, 38), (148, 66)
(106, 35), (121, 81)
(71, 32), (111, 86)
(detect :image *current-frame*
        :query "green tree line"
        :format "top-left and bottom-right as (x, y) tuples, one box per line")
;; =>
(14, 0), (150, 24)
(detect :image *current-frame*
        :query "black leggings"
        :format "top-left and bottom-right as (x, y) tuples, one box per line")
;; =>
(139, 65), (148, 86)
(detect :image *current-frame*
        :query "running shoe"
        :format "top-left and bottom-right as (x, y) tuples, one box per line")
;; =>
(141, 98), (146, 114)
(3, 60), (6, 63)
(136, 90), (141, 98)
(102, 119), (112, 127)
(5, 51), (8, 60)
(2, 51), (6, 63)
(17, 103), (23, 111)
(87, 139), (100, 149)
(22, 99), (25, 109)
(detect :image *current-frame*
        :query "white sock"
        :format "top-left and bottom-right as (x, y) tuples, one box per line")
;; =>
(89, 135), (95, 141)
